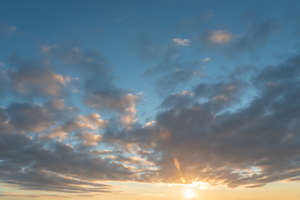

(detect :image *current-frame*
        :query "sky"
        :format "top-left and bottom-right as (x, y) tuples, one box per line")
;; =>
(1, 0), (300, 199)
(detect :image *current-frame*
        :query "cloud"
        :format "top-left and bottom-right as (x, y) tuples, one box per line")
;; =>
(0, 133), (132, 193)
(86, 91), (140, 127)
(0, 193), (73, 199)
(228, 20), (279, 55)
(45, 112), (107, 141)
(7, 103), (57, 133)
(202, 57), (211, 63)
(42, 45), (113, 90)
(144, 43), (203, 95)
(160, 90), (194, 109)
(39, 44), (145, 130)
(103, 53), (300, 188)
(40, 44), (57, 53)
(1, 31), (300, 194)
(172, 38), (191, 46)
(0, 50), (141, 192)
(144, 44), (182, 76)
(77, 113), (107, 130)
(9, 59), (72, 97)
(152, 54), (300, 187)
(0, 65), (10, 100)
(207, 30), (233, 44)
(76, 131), (102, 147)
(0, 107), (10, 134)
(42, 45), (141, 128)
(86, 91), (138, 113)
(200, 20), (279, 57)
(155, 69), (202, 95)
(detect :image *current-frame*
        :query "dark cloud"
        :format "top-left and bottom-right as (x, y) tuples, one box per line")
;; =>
(0, 133), (131, 193)
(153, 54), (300, 187)
(0, 193), (71, 199)
(85, 89), (139, 113)
(1, 24), (300, 194)
(256, 54), (300, 83)
(6, 56), (73, 99)
(0, 107), (10, 134)
(160, 91), (194, 109)
(104, 53), (300, 188)
(7, 103), (56, 133)
(0, 45), (143, 193)
(42, 45), (114, 91)
(85, 90), (140, 127)
(0, 45), (143, 192)
(42, 45), (140, 127)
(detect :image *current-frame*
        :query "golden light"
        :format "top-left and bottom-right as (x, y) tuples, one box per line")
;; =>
(184, 187), (195, 199)
(192, 181), (209, 190)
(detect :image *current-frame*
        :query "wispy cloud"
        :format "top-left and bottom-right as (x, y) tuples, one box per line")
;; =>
(207, 30), (233, 44)
(202, 57), (211, 63)
(172, 38), (191, 46)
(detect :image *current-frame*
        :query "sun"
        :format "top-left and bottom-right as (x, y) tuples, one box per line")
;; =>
(184, 188), (195, 199)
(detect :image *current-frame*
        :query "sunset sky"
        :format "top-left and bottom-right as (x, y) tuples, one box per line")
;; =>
(1, 0), (300, 199)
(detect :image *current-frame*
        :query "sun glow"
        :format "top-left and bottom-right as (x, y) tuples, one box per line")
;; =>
(184, 188), (195, 199)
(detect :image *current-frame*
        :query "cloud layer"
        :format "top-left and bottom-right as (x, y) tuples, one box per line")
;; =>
(1, 28), (300, 195)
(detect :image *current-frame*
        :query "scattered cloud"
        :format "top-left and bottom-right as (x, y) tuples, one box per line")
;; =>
(202, 57), (211, 63)
(200, 20), (279, 57)
(172, 38), (191, 46)
(7, 103), (57, 133)
(40, 44), (57, 53)
(155, 69), (202, 95)
(102, 54), (300, 188)
(8, 58), (73, 97)
(0, 13), (298, 196)
(207, 30), (233, 44)
(86, 92), (140, 127)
